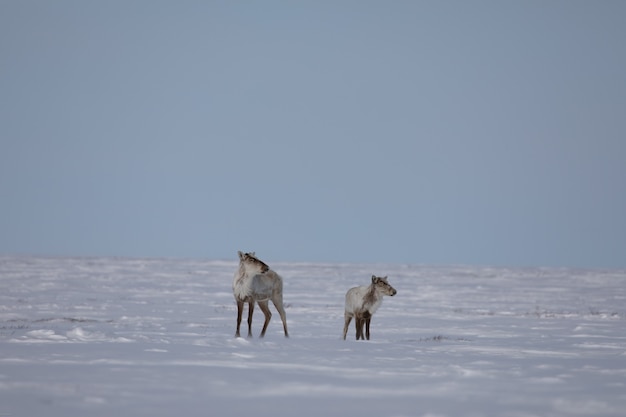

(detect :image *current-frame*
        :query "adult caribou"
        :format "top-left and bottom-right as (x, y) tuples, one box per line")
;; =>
(232, 251), (289, 338)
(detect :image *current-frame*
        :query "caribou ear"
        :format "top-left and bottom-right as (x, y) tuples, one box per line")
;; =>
(238, 251), (244, 260)
(371, 275), (377, 283)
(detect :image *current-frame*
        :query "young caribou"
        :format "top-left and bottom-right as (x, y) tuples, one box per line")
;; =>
(343, 275), (397, 340)
(233, 251), (289, 338)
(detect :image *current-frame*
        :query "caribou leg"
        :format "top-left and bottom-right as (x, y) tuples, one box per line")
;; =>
(235, 299), (244, 338)
(246, 301), (255, 338)
(257, 300), (272, 337)
(355, 316), (363, 340)
(272, 296), (289, 337)
(343, 314), (352, 340)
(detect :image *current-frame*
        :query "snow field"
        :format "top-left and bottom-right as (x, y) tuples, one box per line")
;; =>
(0, 256), (625, 416)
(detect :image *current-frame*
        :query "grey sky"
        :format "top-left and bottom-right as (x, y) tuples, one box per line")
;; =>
(2, 1), (625, 268)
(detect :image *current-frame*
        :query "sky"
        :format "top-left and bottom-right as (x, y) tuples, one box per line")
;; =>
(1, 1), (625, 268)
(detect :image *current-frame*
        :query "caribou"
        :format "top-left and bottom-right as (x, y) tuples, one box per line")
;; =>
(343, 275), (397, 340)
(233, 251), (289, 338)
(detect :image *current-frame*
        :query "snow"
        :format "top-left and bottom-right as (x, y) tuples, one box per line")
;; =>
(0, 256), (625, 417)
